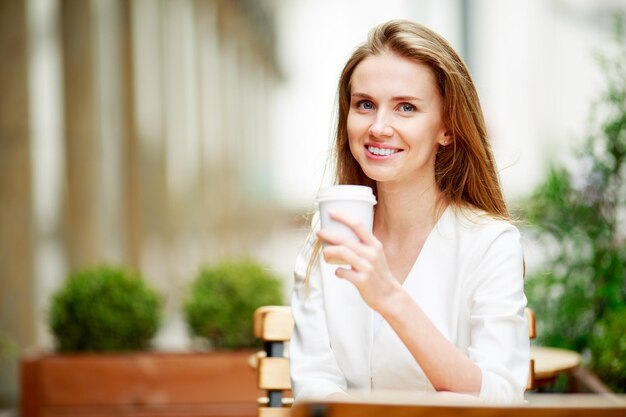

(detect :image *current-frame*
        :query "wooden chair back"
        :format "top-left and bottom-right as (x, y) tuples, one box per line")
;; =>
(253, 306), (294, 417)
(526, 307), (537, 390)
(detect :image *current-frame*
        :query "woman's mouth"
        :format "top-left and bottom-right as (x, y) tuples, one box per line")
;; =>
(366, 145), (402, 158)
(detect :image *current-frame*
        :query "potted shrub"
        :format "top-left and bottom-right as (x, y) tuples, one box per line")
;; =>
(48, 265), (161, 352)
(184, 258), (284, 350)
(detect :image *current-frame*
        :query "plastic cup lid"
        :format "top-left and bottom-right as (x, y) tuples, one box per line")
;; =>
(316, 185), (377, 204)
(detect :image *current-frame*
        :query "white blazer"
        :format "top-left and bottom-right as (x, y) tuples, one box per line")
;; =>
(290, 206), (529, 404)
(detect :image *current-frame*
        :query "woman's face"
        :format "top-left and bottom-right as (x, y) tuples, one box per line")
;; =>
(347, 52), (447, 186)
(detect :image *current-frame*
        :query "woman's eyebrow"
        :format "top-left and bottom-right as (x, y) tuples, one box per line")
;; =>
(392, 95), (424, 102)
(351, 92), (424, 102)
(351, 92), (373, 99)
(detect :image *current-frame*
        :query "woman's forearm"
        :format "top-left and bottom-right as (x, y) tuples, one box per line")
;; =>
(379, 289), (482, 394)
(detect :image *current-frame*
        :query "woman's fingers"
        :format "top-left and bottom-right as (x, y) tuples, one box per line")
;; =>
(328, 210), (377, 245)
(315, 228), (347, 245)
(316, 229), (369, 258)
(317, 221), (382, 267)
(334, 266), (360, 283)
(322, 244), (368, 271)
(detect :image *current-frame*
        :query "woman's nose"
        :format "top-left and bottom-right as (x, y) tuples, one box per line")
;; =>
(369, 112), (393, 137)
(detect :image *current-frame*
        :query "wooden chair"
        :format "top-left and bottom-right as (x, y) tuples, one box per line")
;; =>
(252, 306), (537, 415)
(526, 307), (537, 390)
(253, 306), (294, 417)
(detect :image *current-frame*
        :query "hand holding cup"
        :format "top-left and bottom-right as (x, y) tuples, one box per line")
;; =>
(316, 185), (376, 265)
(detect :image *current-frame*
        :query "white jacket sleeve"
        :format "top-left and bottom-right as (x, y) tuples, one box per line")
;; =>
(467, 224), (529, 404)
(289, 217), (348, 401)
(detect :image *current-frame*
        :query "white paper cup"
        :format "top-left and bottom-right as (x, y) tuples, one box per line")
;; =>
(316, 185), (377, 256)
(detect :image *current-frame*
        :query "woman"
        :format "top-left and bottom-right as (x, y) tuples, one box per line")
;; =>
(290, 20), (529, 404)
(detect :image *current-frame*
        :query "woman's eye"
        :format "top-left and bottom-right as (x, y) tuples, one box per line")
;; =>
(357, 100), (374, 110)
(399, 103), (416, 112)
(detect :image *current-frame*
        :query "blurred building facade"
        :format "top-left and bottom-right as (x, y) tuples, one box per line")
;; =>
(0, 0), (283, 405)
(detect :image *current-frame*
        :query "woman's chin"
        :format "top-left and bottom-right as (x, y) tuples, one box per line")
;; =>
(361, 169), (396, 183)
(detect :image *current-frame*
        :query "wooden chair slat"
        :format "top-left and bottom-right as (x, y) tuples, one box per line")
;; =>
(527, 359), (536, 390)
(258, 406), (292, 417)
(258, 357), (291, 390)
(525, 307), (537, 390)
(525, 307), (536, 340)
(254, 306), (294, 341)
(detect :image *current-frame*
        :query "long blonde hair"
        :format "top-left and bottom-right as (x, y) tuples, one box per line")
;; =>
(306, 20), (509, 278)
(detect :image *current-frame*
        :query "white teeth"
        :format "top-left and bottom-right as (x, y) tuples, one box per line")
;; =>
(367, 145), (399, 156)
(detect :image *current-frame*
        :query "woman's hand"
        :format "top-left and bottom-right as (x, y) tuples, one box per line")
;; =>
(316, 210), (402, 312)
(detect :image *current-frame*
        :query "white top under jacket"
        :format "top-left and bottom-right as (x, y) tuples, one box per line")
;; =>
(289, 205), (529, 404)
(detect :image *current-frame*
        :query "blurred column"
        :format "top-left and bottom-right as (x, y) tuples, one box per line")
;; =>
(239, 50), (254, 204)
(0, 0), (36, 405)
(214, 1), (239, 248)
(59, 0), (99, 267)
(162, 0), (203, 284)
(92, 0), (147, 270)
(195, 0), (222, 242)
(92, 0), (124, 265)
(250, 60), (271, 204)
(26, 0), (67, 348)
(459, 0), (473, 72)
(163, 0), (200, 208)
(119, 0), (141, 269)
(131, 0), (170, 290)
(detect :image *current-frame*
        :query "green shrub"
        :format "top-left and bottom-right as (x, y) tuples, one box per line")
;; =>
(49, 265), (161, 352)
(0, 332), (17, 364)
(519, 14), (626, 392)
(590, 307), (626, 392)
(184, 259), (283, 350)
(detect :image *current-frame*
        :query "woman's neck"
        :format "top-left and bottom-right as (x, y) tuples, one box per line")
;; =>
(374, 177), (444, 241)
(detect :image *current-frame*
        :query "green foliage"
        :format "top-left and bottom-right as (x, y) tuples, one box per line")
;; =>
(0, 332), (17, 364)
(520, 15), (626, 392)
(49, 265), (161, 352)
(590, 307), (626, 391)
(184, 259), (283, 350)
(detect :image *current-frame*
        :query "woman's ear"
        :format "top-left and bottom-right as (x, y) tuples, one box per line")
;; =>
(438, 130), (451, 146)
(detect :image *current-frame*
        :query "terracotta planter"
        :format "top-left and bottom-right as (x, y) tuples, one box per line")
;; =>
(21, 350), (262, 417)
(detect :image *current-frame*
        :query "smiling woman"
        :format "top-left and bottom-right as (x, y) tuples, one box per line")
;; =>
(289, 20), (529, 405)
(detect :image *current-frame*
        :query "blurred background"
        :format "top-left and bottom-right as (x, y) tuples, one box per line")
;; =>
(1, 0), (625, 409)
